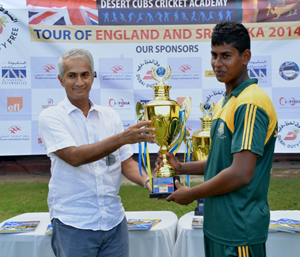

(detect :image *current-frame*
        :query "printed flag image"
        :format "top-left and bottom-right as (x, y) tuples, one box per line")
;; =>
(27, 0), (98, 25)
(243, 0), (300, 23)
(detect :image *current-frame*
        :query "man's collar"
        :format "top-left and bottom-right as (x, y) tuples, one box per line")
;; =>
(62, 97), (99, 115)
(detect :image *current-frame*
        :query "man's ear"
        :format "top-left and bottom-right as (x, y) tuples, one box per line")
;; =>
(242, 49), (251, 65)
(58, 74), (64, 87)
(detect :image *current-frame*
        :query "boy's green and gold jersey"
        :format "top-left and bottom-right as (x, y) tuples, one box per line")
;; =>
(204, 79), (278, 246)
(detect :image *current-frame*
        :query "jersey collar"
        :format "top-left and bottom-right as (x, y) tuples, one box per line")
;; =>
(222, 78), (258, 106)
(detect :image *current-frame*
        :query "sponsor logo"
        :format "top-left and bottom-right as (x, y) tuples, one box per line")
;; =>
(143, 70), (153, 80)
(248, 68), (267, 78)
(38, 138), (43, 144)
(42, 98), (56, 109)
(109, 98), (130, 107)
(279, 97), (300, 106)
(279, 61), (299, 80)
(247, 58), (271, 86)
(0, 5), (19, 51)
(8, 125), (21, 134)
(0, 125), (30, 141)
(7, 97), (23, 112)
(277, 121), (300, 149)
(101, 65), (131, 83)
(2, 61), (27, 85)
(136, 59), (160, 88)
(205, 70), (215, 77)
(248, 60), (268, 78)
(111, 65), (123, 74)
(171, 64), (200, 81)
(35, 64), (57, 80)
(43, 64), (56, 73)
(205, 90), (224, 104)
(179, 65), (192, 73)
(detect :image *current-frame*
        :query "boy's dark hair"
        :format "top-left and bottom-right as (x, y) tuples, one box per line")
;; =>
(212, 21), (250, 55)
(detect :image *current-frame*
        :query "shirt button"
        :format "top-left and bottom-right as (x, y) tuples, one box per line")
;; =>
(99, 194), (103, 197)
(97, 178), (101, 182)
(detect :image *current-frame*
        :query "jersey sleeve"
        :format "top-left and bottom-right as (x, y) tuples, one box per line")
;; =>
(231, 103), (270, 156)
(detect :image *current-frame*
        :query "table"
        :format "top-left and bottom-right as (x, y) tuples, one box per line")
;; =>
(0, 211), (178, 257)
(173, 210), (300, 257)
(0, 213), (53, 257)
(267, 210), (300, 256)
(126, 211), (178, 257)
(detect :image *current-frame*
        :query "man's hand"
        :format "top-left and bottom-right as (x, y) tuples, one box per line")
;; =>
(121, 121), (156, 144)
(154, 152), (182, 174)
(166, 180), (195, 205)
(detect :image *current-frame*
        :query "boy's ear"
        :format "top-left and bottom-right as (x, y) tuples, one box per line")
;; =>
(242, 49), (251, 65)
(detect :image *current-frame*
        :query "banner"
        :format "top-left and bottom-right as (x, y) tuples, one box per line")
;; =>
(0, 0), (299, 155)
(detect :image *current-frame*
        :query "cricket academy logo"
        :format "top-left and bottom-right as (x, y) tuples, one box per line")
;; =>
(0, 5), (19, 51)
(279, 61), (299, 81)
(136, 59), (160, 88)
(277, 121), (300, 150)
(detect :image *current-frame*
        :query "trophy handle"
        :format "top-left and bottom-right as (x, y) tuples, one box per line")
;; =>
(181, 97), (192, 121)
(169, 109), (186, 154)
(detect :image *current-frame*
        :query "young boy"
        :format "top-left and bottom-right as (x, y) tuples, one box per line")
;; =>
(156, 21), (278, 257)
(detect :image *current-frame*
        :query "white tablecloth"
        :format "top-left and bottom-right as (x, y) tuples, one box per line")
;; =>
(0, 213), (53, 257)
(173, 210), (300, 257)
(0, 211), (178, 257)
(267, 210), (300, 256)
(126, 211), (178, 257)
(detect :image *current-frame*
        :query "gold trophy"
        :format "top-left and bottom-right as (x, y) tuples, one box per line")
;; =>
(192, 102), (214, 161)
(191, 102), (214, 215)
(136, 66), (191, 198)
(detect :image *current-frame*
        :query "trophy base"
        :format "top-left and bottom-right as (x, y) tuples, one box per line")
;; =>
(194, 199), (204, 216)
(150, 176), (180, 199)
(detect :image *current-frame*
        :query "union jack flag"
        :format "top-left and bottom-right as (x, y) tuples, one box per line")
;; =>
(27, 0), (98, 25)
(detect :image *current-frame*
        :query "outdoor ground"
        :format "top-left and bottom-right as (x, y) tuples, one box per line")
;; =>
(0, 160), (299, 184)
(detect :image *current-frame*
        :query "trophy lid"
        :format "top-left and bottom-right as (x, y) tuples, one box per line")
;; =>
(152, 66), (171, 86)
(199, 102), (214, 132)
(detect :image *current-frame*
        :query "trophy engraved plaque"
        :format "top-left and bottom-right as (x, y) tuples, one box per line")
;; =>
(192, 102), (214, 215)
(136, 66), (191, 198)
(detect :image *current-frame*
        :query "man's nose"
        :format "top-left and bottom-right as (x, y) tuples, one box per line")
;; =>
(75, 76), (84, 86)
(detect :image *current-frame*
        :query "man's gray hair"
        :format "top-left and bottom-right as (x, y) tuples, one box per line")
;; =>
(57, 48), (94, 80)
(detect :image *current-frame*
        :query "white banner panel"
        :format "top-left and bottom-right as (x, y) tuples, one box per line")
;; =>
(0, 0), (300, 155)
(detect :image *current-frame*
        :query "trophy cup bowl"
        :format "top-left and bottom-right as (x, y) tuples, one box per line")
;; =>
(144, 100), (184, 177)
(191, 102), (214, 161)
(136, 66), (190, 198)
(192, 129), (211, 161)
